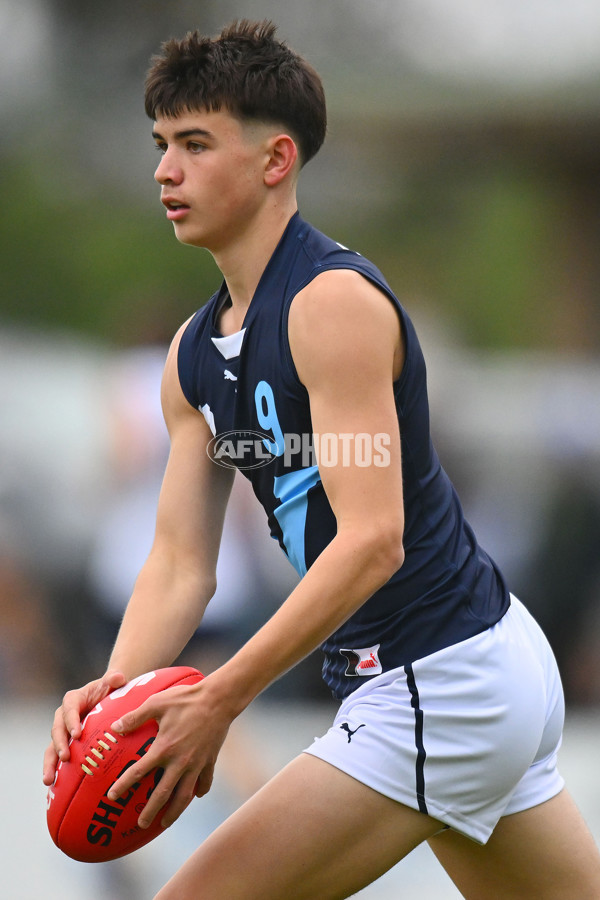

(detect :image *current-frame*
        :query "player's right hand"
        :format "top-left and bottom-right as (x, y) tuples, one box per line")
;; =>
(42, 670), (127, 786)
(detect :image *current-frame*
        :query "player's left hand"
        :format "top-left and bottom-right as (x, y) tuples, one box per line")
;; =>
(106, 676), (234, 829)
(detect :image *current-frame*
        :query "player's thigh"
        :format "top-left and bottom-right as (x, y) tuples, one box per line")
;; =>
(155, 753), (442, 900)
(428, 789), (600, 900)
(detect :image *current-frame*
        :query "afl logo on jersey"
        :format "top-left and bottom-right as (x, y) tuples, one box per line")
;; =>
(207, 429), (280, 470)
(340, 645), (382, 677)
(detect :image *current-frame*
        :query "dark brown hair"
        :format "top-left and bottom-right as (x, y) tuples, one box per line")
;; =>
(144, 20), (327, 166)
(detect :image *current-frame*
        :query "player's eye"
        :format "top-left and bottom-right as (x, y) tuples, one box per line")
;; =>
(187, 141), (205, 153)
(154, 143), (167, 154)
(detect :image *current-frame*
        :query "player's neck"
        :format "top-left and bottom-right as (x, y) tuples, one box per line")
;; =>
(212, 200), (298, 333)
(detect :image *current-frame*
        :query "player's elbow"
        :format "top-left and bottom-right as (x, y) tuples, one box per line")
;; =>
(360, 518), (405, 581)
(380, 523), (405, 575)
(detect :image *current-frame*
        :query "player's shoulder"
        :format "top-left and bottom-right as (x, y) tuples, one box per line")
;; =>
(289, 268), (404, 385)
(163, 312), (196, 379)
(291, 267), (400, 332)
(160, 313), (206, 422)
(165, 298), (218, 413)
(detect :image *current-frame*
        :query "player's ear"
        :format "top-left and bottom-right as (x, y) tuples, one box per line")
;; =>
(264, 134), (298, 186)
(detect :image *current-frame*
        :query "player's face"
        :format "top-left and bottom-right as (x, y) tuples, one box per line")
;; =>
(152, 109), (272, 252)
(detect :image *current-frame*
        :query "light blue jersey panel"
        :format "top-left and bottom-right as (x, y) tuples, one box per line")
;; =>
(273, 465), (320, 576)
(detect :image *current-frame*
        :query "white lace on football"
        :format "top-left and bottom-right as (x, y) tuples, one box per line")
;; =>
(80, 731), (118, 775)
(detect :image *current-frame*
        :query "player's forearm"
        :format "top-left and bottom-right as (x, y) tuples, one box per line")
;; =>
(107, 550), (215, 680)
(207, 524), (404, 716)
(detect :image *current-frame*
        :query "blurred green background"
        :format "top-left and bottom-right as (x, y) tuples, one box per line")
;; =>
(2, 0), (599, 351)
(2, 4), (600, 896)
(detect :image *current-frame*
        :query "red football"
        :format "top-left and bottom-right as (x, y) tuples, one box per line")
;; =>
(47, 666), (203, 862)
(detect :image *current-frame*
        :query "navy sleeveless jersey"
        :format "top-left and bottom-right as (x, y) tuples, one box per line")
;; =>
(178, 212), (510, 699)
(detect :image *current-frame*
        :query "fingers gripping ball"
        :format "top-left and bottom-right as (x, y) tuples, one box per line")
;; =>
(46, 666), (203, 862)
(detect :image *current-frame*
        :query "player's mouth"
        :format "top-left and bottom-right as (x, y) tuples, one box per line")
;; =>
(162, 197), (191, 221)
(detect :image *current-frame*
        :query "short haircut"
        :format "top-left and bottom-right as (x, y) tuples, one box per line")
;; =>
(144, 19), (327, 167)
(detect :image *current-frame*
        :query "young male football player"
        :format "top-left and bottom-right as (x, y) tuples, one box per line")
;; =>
(44, 20), (600, 899)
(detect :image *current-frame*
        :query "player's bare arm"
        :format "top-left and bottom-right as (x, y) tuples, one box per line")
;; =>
(105, 267), (407, 829)
(43, 323), (234, 787)
(107, 323), (234, 678)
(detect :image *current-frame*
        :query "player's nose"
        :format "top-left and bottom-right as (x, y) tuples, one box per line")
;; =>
(154, 151), (183, 185)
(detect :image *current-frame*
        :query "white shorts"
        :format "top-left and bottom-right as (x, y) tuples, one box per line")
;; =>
(304, 596), (565, 844)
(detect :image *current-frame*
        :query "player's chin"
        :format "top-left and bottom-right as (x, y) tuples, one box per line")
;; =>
(172, 222), (209, 249)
